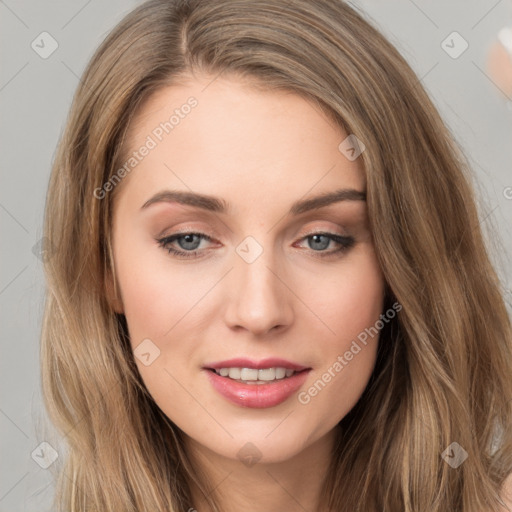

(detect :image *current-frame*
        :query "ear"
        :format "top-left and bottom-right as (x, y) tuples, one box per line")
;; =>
(105, 267), (124, 314)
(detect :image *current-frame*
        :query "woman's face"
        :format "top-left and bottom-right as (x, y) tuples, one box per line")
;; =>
(110, 74), (385, 465)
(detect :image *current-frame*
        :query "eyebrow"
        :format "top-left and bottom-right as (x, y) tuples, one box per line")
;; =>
(140, 188), (366, 215)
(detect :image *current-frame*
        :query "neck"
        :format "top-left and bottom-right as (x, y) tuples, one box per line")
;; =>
(184, 427), (339, 512)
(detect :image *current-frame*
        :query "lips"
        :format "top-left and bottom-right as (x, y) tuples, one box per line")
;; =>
(203, 357), (310, 371)
(202, 357), (312, 408)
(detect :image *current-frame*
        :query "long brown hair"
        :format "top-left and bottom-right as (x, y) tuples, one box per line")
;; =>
(41, 0), (512, 510)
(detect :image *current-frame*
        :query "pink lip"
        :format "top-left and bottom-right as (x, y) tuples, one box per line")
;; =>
(204, 368), (311, 408)
(203, 357), (309, 371)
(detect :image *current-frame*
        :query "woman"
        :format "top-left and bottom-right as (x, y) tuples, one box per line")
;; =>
(40, 0), (512, 510)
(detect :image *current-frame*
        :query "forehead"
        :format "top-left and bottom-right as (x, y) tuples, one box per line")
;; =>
(116, 75), (366, 212)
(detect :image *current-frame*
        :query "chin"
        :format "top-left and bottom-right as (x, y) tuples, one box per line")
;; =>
(187, 422), (325, 467)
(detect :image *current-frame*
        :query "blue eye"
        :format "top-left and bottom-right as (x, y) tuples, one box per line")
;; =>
(156, 231), (355, 260)
(299, 232), (355, 257)
(157, 232), (212, 259)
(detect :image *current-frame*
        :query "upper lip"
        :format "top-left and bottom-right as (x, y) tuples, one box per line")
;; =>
(204, 357), (310, 371)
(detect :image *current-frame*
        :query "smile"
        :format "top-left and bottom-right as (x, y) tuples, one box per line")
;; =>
(204, 367), (311, 408)
(211, 367), (298, 383)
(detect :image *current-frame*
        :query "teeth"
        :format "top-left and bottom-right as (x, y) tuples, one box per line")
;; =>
(240, 368), (258, 380)
(258, 368), (277, 381)
(214, 367), (298, 382)
(228, 368), (241, 379)
(275, 367), (286, 379)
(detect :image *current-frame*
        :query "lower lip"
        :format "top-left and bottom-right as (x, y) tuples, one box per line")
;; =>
(204, 369), (311, 408)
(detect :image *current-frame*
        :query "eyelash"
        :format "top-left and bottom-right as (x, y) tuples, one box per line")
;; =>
(156, 231), (355, 260)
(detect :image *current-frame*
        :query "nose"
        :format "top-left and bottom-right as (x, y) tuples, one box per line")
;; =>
(223, 247), (294, 336)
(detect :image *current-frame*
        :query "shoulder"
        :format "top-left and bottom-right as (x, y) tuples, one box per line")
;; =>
(498, 472), (512, 511)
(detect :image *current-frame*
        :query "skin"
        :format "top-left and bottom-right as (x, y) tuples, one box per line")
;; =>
(487, 33), (512, 98)
(109, 73), (386, 511)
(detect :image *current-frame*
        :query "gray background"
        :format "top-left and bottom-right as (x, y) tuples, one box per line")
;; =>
(1, 0), (511, 510)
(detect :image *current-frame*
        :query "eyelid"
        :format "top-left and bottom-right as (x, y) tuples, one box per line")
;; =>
(299, 225), (349, 238)
(155, 224), (214, 239)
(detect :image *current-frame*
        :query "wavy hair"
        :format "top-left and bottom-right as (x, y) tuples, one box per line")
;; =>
(40, 0), (512, 510)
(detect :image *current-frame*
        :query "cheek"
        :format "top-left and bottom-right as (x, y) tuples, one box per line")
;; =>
(114, 236), (206, 343)
(294, 250), (385, 421)
(113, 243), (206, 409)
(298, 248), (385, 344)
(112, 234), (223, 403)
(116, 264), (172, 343)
